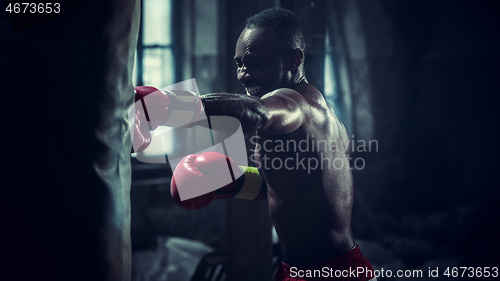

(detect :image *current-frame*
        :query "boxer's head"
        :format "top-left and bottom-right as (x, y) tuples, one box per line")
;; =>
(235, 8), (306, 97)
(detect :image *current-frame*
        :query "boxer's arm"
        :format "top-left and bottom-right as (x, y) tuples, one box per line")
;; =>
(260, 88), (305, 134)
(201, 88), (305, 134)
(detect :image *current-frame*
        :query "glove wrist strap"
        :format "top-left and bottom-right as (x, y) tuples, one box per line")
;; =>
(233, 166), (266, 200)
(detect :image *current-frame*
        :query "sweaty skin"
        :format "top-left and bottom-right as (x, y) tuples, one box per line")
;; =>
(202, 26), (354, 267)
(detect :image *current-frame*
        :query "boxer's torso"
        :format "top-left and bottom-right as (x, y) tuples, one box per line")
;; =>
(254, 83), (355, 267)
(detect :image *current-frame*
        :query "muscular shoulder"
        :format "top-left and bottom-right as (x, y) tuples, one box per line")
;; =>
(259, 83), (343, 137)
(262, 83), (322, 107)
(258, 88), (307, 134)
(290, 83), (348, 142)
(291, 83), (333, 128)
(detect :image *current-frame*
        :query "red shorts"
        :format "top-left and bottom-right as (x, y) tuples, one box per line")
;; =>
(275, 245), (376, 281)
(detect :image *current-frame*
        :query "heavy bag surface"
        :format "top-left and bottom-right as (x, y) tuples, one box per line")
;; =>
(0, 1), (140, 280)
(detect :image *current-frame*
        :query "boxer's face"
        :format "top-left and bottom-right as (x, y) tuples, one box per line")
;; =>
(235, 27), (285, 97)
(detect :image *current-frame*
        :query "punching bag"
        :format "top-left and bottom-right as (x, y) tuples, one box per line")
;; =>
(0, 1), (140, 280)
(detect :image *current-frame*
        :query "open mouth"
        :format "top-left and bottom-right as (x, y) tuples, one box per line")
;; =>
(245, 85), (263, 96)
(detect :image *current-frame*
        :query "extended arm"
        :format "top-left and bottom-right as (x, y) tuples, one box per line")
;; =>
(201, 88), (306, 134)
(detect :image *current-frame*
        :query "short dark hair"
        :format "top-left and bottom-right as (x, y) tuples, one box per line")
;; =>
(245, 7), (306, 52)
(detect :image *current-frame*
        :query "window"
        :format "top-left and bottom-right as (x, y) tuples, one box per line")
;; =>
(324, 28), (338, 108)
(323, 26), (352, 135)
(134, 0), (174, 87)
(132, 0), (175, 157)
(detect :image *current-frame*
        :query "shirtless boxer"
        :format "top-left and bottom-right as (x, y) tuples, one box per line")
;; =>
(171, 8), (375, 280)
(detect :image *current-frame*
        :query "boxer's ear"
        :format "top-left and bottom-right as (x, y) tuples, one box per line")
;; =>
(283, 49), (303, 72)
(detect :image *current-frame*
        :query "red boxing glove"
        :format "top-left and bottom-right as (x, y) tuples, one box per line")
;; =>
(134, 86), (170, 130)
(170, 153), (218, 210)
(192, 152), (267, 201)
(131, 86), (204, 153)
(171, 152), (242, 210)
(192, 151), (244, 200)
(171, 151), (266, 210)
(131, 86), (169, 153)
(131, 110), (152, 153)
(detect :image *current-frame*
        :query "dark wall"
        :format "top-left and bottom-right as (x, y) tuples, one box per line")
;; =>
(343, 0), (500, 266)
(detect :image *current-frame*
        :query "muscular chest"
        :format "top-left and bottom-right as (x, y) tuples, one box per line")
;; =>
(250, 131), (317, 188)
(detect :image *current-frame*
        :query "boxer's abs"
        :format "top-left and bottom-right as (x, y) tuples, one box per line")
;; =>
(262, 152), (354, 266)
(255, 124), (354, 265)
